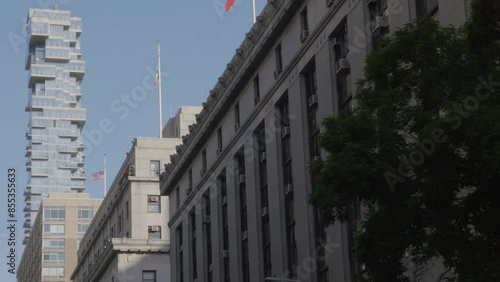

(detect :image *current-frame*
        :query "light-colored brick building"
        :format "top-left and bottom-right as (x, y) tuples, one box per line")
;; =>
(18, 193), (102, 282)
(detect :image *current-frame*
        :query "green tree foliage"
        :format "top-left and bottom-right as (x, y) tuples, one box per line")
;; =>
(309, 1), (500, 281)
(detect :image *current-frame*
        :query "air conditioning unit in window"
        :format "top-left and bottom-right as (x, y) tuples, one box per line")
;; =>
(261, 207), (269, 217)
(331, 37), (340, 48)
(222, 249), (229, 258)
(208, 264), (213, 272)
(336, 58), (350, 73)
(241, 230), (248, 240)
(259, 151), (266, 163)
(150, 226), (160, 232)
(284, 183), (294, 195)
(300, 30), (310, 42)
(274, 68), (282, 79)
(186, 188), (192, 195)
(179, 244), (184, 252)
(216, 148), (222, 156)
(222, 195), (227, 205)
(238, 174), (246, 185)
(202, 215), (211, 224)
(127, 164), (136, 176)
(149, 196), (159, 202)
(308, 94), (318, 107)
(281, 126), (291, 138)
(371, 15), (389, 34)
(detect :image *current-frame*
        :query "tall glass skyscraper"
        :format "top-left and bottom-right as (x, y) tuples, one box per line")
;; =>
(24, 8), (86, 244)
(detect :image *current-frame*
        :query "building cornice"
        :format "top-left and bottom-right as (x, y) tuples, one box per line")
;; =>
(71, 238), (170, 281)
(160, 0), (346, 200)
(160, 0), (304, 194)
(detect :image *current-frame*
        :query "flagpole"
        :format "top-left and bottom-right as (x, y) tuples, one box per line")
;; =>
(157, 41), (163, 138)
(252, 0), (256, 23)
(103, 154), (107, 197)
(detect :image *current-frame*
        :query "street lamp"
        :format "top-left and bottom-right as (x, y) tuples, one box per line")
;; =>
(264, 278), (297, 282)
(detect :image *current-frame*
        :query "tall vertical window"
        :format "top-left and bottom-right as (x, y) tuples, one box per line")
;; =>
(150, 160), (160, 177)
(204, 193), (213, 282)
(217, 127), (223, 154)
(234, 103), (241, 131)
(176, 186), (181, 209)
(219, 170), (230, 282)
(332, 23), (353, 112)
(125, 201), (129, 219)
(367, 0), (390, 46)
(177, 226), (184, 282)
(305, 62), (329, 281)
(275, 43), (283, 78)
(301, 7), (309, 31)
(257, 125), (272, 277)
(348, 201), (362, 282)
(44, 206), (65, 221)
(253, 76), (260, 105)
(300, 7), (309, 42)
(305, 63), (320, 158)
(142, 271), (156, 282)
(188, 169), (193, 192)
(236, 151), (249, 282)
(202, 149), (207, 175)
(118, 212), (123, 233)
(279, 96), (297, 278)
(191, 211), (197, 281)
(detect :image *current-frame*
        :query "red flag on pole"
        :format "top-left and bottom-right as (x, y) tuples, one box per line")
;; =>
(225, 0), (235, 12)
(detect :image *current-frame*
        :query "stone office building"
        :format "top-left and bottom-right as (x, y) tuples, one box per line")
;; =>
(160, 0), (470, 281)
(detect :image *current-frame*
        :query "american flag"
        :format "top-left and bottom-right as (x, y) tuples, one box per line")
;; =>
(225, 0), (235, 12)
(153, 70), (159, 87)
(91, 170), (105, 181)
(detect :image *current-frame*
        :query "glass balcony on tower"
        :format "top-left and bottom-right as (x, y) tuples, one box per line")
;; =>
(45, 46), (71, 62)
(70, 18), (82, 35)
(27, 21), (49, 45)
(68, 61), (85, 80)
(28, 65), (56, 87)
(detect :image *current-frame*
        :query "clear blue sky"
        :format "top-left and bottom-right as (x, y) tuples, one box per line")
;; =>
(0, 0), (263, 280)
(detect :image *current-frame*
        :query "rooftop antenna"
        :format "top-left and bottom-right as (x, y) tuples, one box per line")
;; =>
(53, 1), (58, 10)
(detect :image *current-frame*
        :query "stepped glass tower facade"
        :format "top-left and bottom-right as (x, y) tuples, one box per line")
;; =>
(24, 8), (86, 244)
